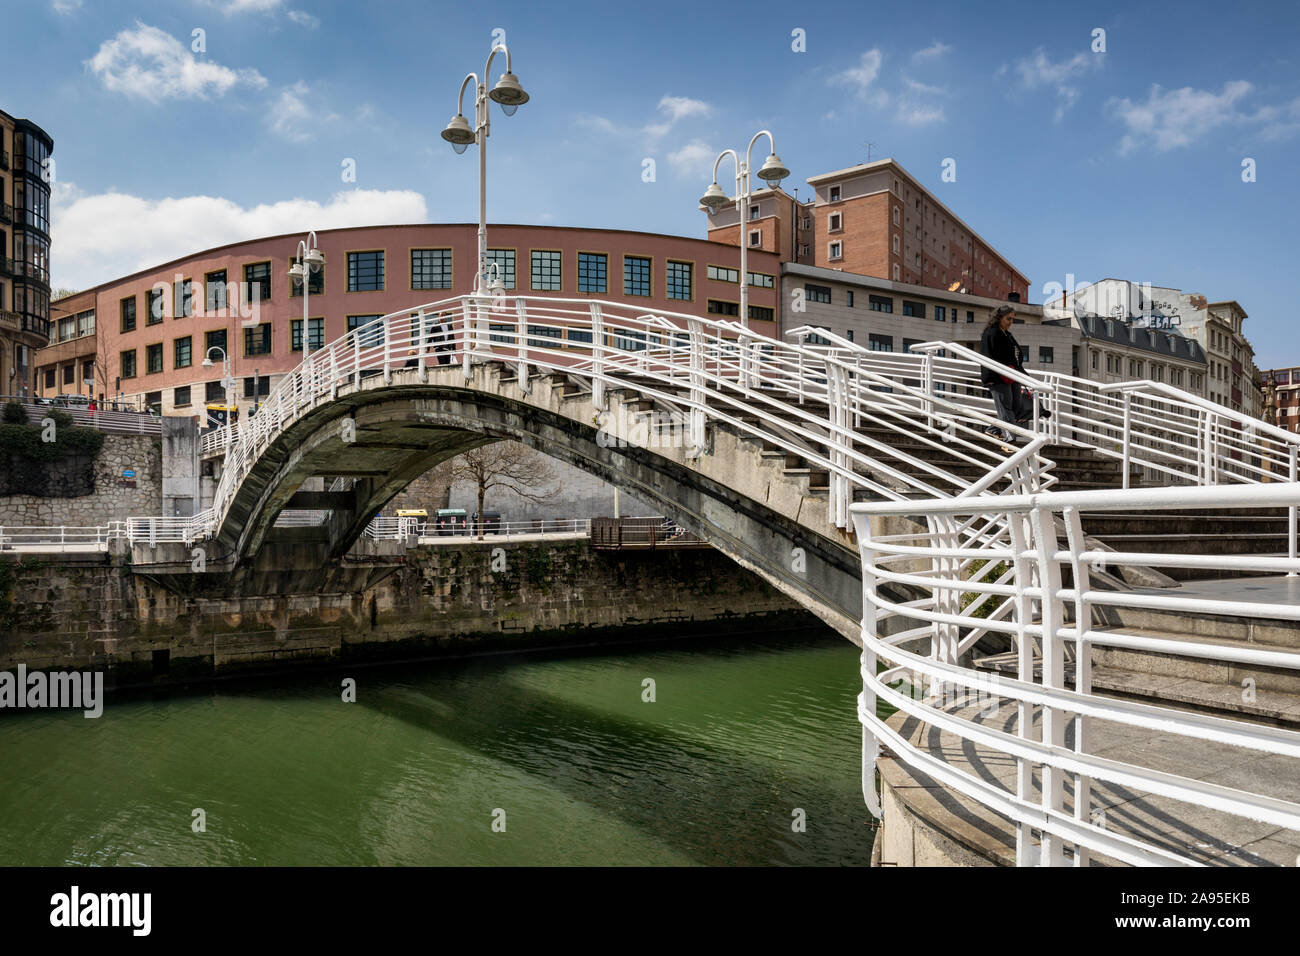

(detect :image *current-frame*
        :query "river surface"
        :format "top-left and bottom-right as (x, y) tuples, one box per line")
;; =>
(0, 630), (875, 866)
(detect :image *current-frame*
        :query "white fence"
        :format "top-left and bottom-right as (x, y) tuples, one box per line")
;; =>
(851, 481), (1300, 867)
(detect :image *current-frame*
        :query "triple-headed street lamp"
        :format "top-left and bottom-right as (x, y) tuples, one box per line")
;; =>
(440, 43), (529, 296)
(288, 231), (325, 360)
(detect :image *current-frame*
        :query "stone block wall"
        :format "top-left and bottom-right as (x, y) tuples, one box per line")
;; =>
(0, 434), (161, 527)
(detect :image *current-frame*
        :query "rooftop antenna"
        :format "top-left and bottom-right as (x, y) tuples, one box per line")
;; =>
(866, 142), (875, 162)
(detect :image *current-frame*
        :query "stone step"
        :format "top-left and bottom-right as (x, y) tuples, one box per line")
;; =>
(973, 651), (1300, 726)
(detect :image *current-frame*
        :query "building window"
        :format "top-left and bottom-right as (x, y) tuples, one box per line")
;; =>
(289, 257), (324, 296)
(903, 339), (922, 353)
(747, 271), (774, 288)
(530, 250), (562, 291)
(244, 323), (272, 356)
(893, 206), (900, 225)
(914, 253), (921, 267)
(146, 343), (164, 374)
(62, 365), (74, 386)
(174, 385), (191, 407)
(206, 270), (227, 312)
(205, 329), (227, 357)
(966, 310), (974, 323)
(174, 336), (193, 369)
(869, 295), (893, 313)
(243, 376), (270, 398)
(707, 299), (739, 317)
(347, 314), (384, 347)
(577, 252), (608, 293)
(934, 306), (947, 323)
(748, 230), (761, 247)
(145, 391), (162, 415)
(120, 296), (136, 333)
(892, 235), (900, 254)
(748, 305), (774, 322)
(485, 248), (516, 289)
(666, 261), (693, 301)
(290, 318), (325, 352)
(175, 278), (193, 318)
(347, 251), (384, 292)
(147, 288), (165, 324)
(828, 241), (843, 260)
(749, 204), (760, 218)
(868, 333), (894, 352)
(829, 185), (841, 202)
(1039, 347), (1054, 364)
(1091, 352), (1098, 370)
(410, 249), (453, 290)
(828, 212), (842, 232)
(624, 255), (651, 297)
(120, 350), (137, 379)
(804, 284), (831, 305)
(892, 263), (900, 280)
(707, 265), (739, 283)
(902, 300), (925, 318)
(205, 380), (225, 402)
(244, 261), (272, 303)
(846, 290), (855, 308)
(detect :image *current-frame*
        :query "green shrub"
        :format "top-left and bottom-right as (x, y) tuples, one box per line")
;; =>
(2, 401), (25, 424)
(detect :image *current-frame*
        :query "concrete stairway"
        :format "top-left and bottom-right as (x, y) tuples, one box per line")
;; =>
(1081, 508), (1291, 580)
(975, 577), (1300, 727)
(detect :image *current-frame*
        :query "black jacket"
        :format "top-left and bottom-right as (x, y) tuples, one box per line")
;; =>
(979, 324), (1025, 386)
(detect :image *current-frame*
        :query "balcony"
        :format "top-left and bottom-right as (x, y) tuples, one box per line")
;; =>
(0, 257), (49, 284)
(0, 309), (50, 343)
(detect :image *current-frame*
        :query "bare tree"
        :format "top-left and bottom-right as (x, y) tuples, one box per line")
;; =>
(446, 441), (558, 538)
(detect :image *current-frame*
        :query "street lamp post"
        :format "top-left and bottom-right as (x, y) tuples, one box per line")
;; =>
(201, 346), (233, 461)
(700, 131), (789, 387)
(288, 231), (325, 361)
(440, 44), (529, 295)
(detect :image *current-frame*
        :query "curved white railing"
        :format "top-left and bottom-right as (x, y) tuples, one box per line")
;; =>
(852, 481), (1300, 867)
(201, 294), (1059, 550)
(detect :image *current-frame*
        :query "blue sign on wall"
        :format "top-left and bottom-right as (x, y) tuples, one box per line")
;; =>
(122, 469), (136, 478)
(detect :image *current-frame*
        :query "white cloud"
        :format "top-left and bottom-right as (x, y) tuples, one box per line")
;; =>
(86, 22), (267, 102)
(911, 41), (951, 63)
(1010, 48), (1101, 121)
(51, 0), (83, 15)
(267, 81), (337, 142)
(50, 182), (428, 291)
(830, 49), (888, 107)
(666, 139), (715, 177)
(643, 95), (712, 140)
(576, 114), (621, 136)
(1109, 80), (1262, 152)
(896, 104), (945, 126)
(287, 9), (319, 28)
(199, 0), (285, 13)
(903, 76), (946, 97)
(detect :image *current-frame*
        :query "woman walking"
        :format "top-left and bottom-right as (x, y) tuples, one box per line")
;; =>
(979, 305), (1033, 444)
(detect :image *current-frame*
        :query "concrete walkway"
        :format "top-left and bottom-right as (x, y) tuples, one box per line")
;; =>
(880, 695), (1300, 866)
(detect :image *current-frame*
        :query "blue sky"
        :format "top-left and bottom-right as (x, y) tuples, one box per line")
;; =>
(12, 0), (1300, 367)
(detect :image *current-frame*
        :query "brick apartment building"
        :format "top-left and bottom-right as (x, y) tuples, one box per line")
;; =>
(706, 158), (1030, 303)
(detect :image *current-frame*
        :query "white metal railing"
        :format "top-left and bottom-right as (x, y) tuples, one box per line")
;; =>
(363, 515), (597, 540)
(0, 523), (126, 550)
(852, 481), (1300, 867)
(11, 402), (162, 436)
(203, 294), (1063, 551)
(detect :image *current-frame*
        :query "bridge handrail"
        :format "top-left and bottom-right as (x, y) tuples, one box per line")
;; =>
(204, 294), (1060, 546)
(850, 481), (1300, 867)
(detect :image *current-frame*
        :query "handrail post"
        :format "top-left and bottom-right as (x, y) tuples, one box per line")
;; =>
(921, 351), (934, 429)
(516, 298), (530, 387)
(461, 298), (474, 380)
(1029, 503), (1067, 866)
(589, 303), (604, 410)
(416, 309), (429, 384)
(1290, 445), (1298, 576)
(1121, 392), (1131, 490)
(686, 317), (705, 457)
(382, 315), (393, 385)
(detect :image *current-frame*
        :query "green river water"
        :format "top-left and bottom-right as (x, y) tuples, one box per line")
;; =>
(0, 630), (875, 866)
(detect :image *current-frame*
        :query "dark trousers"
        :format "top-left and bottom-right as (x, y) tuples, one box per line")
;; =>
(987, 381), (1033, 429)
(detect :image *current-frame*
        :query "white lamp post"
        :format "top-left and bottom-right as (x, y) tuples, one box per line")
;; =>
(288, 231), (325, 360)
(441, 44), (529, 296)
(700, 131), (788, 386)
(201, 345), (233, 461)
